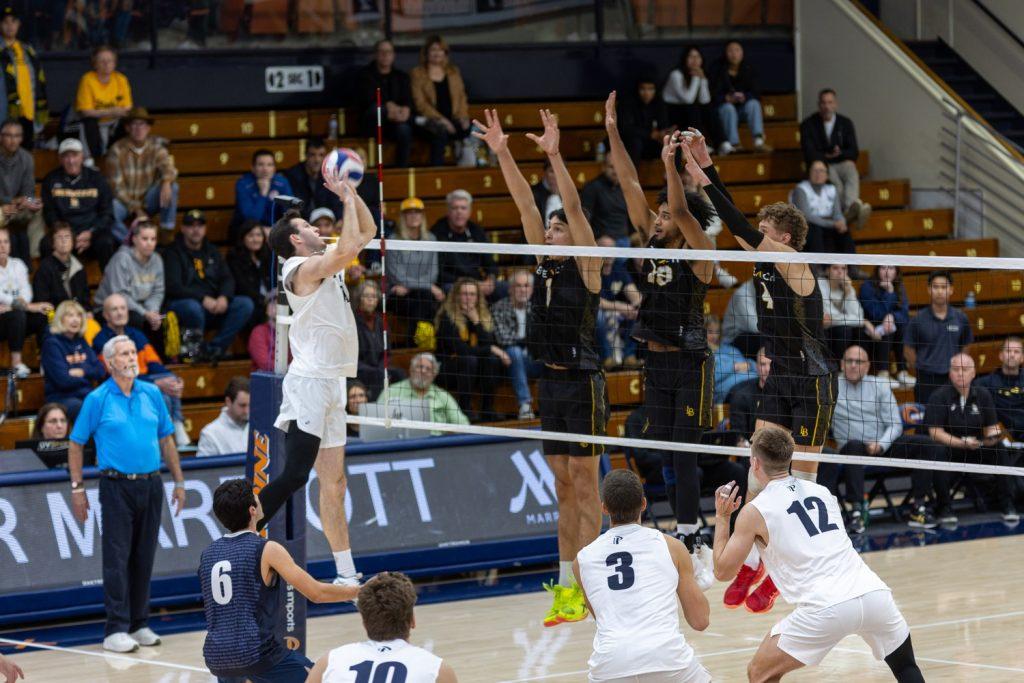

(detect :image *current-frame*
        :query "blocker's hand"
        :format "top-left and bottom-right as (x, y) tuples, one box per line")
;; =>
(526, 109), (561, 157)
(471, 108), (508, 154)
(680, 140), (710, 187)
(660, 132), (680, 168)
(604, 91), (618, 131)
(686, 127), (713, 167)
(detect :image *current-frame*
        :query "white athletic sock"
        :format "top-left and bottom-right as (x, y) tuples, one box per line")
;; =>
(677, 523), (700, 539)
(333, 550), (356, 578)
(792, 470), (818, 483)
(559, 561), (574, 587)
(743, 545), (760, 570)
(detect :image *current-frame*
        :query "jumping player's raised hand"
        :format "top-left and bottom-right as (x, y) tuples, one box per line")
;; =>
(661, 132), (681, 168)
(472, 108), (509, 154)
(686, 127), (713, 167)
(604, 91), (618, 130)
(714, 481), (742, 518)
(526, 109), (561, 157)
(680, 139), (710, 186)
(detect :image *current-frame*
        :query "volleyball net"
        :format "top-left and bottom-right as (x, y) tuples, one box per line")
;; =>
(336, 237), (1024, 479)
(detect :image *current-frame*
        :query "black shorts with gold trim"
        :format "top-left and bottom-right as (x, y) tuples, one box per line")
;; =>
(642, 349), (715, 440)
(758, 371), (838, 447)
(538, 367), (608, 457)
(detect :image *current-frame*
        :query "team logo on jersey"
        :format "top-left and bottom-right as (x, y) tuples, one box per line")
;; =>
(285, 637), (301, 650)
(685, 406), (694, 416)
(788, 484), (796, 491)
(378, 645), (392, 653)
(613, 535), (622, 544)
(647, 263), (673, 286)
(799, 425), (809, 437)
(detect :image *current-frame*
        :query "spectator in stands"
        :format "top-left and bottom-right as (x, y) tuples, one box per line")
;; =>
(227, 219), (271, 325)
(346, 379), (369, 438)
(927, 352), (1017, 524)
(709, 40), (765, 155)
(596, 236), (641, 369)
(905, 270), (972, 404)
(492, 268), (542, 420)
(722, 278), (759, 359)
(975, 336), (1024, 442)
(860, 265), (913, 388)
(707, 314), (756, 404)
(434, 277), (507, 420)
(353, 279), (406, 399)
(31, 221), (89, 310)
(728, 347), (770, 443)
(0, 7), (47, 149)
(198, 376), (251, 456)
(41, 300), (105, 419)
(411, 35), (474, 167)
(94, 292), (189, 446)
(33, 402), (69, 440)
(617, 75), (674, 163)
(383, 352), (469, 431)
(792, 160), (855, 258)
(432, 189), (499, 296)
(248, 296), (276, 372)
(309, 207), (337, 237)
(95, 220), (164, 338)
(0, 119), (43, 261)
(282, 137), (338, 219)
(0, 225), (49, 377)
(818, 344), (951, 533)
(531, 160), (563, 221)
(74, 45), (132, 160)
(356, 40), (413, 168)
(800, 88), (870, 228)
(581, 160), (630, 246)
(662, 46), (719, 145)
(164, 210), (254, 360)
(106, 107), (177, 239)
(388, 197), (442, 329)
(234, 149), (293, 227)
(820, 263), (877, 361)
(41, 138), (117, 267)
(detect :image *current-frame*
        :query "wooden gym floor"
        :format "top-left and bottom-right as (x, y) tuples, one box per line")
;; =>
(6, 534), (1023, 681)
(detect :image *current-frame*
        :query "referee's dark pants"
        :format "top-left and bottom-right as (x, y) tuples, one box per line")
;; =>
(100, 473), (164, 636)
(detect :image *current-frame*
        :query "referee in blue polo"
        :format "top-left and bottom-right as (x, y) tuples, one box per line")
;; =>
(68, 334), (187, 654)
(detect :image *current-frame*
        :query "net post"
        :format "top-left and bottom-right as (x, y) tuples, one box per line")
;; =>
(376, 86), (392, 423)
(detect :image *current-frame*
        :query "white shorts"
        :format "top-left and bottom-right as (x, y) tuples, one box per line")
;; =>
(591, 661), (711, 683)
(274, 374), (348, 448)
(771, 589), (910, 666)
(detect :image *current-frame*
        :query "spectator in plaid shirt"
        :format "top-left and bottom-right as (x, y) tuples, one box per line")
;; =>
(106, 107), (178, 240)
(491, 269), (542, 419)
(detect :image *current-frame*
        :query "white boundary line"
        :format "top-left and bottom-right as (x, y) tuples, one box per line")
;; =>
(0, 637), (211, 674)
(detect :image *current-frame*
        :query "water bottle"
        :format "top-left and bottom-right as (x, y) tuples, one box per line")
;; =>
(328, 114), (339, 141)
(964, 290), (976, 309)
(595, 141), (606, 163)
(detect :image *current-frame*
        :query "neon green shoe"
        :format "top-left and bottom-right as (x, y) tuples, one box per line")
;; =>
(558, 582), (589, 624)
(542, 580), (565, 627)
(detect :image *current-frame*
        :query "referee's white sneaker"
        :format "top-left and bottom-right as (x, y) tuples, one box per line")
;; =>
(129, 627), (162, 646)
(103, 632), (140, 653)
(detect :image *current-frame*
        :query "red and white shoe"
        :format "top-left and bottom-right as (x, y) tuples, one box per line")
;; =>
(745, 575), (780, 614)
(723, 561), (765, 608)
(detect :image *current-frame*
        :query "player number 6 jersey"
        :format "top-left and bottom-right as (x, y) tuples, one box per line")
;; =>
(321, 639), (442, 682)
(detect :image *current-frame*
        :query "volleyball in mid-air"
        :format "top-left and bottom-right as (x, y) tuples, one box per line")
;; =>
(322, 147), (365, 187)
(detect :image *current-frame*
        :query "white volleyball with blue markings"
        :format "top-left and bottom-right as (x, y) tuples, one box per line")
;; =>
(321, 147), (365, 187)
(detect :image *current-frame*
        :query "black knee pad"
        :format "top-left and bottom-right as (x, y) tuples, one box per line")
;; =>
(884, 635), (925, 683)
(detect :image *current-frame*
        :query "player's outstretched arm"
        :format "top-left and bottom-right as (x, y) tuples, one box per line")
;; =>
(527, 109), (602, 293)
(473, 108), (545, 246)
(668, 136), (713, 284)
(298, 176), (362, 288)
(605, 91), (656, 238)
(306, 655), (328, 683)
(711, 483), (763, 582)
(666, 537), (710, 631)
(262, 541), (359, 603)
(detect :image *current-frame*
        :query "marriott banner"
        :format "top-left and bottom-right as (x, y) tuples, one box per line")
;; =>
(0, 438), (558, 596)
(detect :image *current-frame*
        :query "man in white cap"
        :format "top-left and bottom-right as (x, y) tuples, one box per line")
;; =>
(309, 206), (337, 237)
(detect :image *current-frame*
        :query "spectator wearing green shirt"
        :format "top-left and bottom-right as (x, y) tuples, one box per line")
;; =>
(380, 352), (469, 433)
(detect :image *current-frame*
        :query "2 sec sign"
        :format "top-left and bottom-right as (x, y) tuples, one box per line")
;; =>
(265, 66), (325, 93)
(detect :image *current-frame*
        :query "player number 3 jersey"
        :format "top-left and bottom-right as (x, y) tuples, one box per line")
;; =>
(750, 477), (888, 609)
(282, 254), (357, 379)
(321, 639), (442, 682)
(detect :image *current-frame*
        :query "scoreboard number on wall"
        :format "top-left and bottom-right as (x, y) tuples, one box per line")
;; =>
(265, 66), (325, 93)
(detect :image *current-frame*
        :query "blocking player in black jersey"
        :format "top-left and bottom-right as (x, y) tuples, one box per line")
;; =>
(474, 109), (607, 626)
(605, 93), (718, 570)
(680, 138), (838, 614)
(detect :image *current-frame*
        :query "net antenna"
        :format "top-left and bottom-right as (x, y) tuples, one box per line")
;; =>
(375, 87), (392, 426)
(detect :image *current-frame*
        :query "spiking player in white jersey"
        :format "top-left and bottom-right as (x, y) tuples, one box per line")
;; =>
(258, 167), (377, 586)
(307, 572), (458, 683)
(574, 469), (712, 683)
(712, 427), (925, 682)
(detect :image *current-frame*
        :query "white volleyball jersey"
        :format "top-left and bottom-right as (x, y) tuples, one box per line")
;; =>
(282, 254), (357, 379)
(322, 639), (442, 683)
(577, 524), (699, 680)
(750, 477), (888, 609)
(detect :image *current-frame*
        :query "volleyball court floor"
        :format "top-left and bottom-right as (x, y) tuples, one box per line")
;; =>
(5, 532), (1023, 682)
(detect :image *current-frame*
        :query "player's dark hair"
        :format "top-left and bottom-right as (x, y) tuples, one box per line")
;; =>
(928, 270), (953, 286)
(268, 209), (303, 259)
(213, 479), (257, 532)
(547, 207), (592, 225)
(601, 469), (645, 524)
(654, 190), (715, 233)
(252, 148), (275, 166)
(225, 376), (249, 401)
(757, 202), (809, 251)
(357, 572), (417, 641)
(751, 426), (794, 475)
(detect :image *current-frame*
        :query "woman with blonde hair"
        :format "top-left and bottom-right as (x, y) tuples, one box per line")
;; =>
(434, 277), (508, 420)
(40, 300), (106, 419)
(388, 197), (443, 329)
(410, 35), (475, 166)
